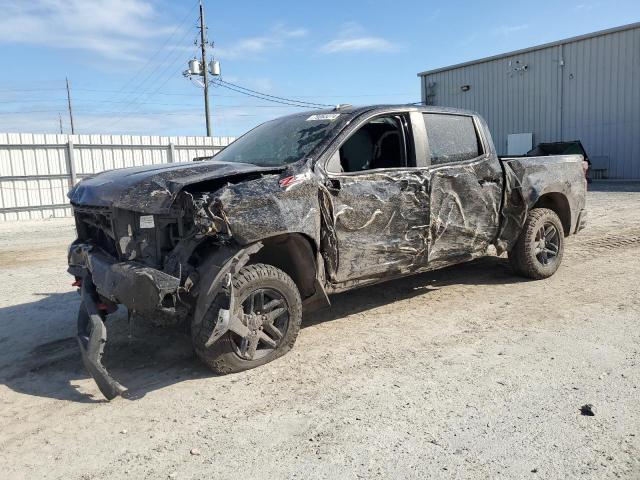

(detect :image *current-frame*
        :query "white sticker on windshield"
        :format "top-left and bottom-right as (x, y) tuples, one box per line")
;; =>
(306, 113), (340, 121)
(139, 215), (155, 229)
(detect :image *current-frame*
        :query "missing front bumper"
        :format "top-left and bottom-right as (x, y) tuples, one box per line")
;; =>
(69, 243), (181, 399)
(78, 276), (127, 400)
(69, 242), (181, 314)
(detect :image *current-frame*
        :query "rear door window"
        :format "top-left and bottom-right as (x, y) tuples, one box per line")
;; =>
(423, 113), (482, 165)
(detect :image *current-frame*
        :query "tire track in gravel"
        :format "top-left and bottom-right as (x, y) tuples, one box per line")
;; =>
(565, 227), (640, 257)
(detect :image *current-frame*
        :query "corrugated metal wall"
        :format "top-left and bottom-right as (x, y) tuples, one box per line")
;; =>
(0, 133), (235, 221)
(420, 25), (640, 179)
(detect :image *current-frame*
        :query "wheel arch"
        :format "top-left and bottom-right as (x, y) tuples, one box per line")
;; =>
(247, 232), (319, 300)
(532, 192), (571, 236)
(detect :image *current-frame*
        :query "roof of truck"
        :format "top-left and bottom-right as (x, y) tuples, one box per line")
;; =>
(280, 104), (479, 119)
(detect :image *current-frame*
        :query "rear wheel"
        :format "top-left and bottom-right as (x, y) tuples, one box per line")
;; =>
(193, 263), (302, 374)
(509, 208), (564, 280)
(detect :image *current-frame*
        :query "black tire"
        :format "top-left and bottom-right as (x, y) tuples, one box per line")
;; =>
(193, 263), (302, 374)
(509, 208), (565, 280)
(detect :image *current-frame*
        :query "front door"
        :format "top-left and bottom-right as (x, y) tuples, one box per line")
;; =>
(321, 114), (431, 283)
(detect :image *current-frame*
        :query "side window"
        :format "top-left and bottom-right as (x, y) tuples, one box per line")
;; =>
(327, 116), (405, 173)
(423, 113), (483, 165)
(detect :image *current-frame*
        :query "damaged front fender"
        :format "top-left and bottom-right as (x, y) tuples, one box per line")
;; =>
(191, 242), (263, 347)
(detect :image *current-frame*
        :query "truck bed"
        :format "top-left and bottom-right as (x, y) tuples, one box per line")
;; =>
(496, 154), (587, 252)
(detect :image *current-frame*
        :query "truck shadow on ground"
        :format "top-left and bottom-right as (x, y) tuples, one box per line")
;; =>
(0, 255), (521, 404)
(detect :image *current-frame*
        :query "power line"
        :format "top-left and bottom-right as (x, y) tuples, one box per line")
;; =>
(83, 0), (200, 121)
(0, 99), (311, 107)
(212, 80), (324, 109)
(0, 104), (315, 115)
(103, 38), (197, 129)
(215, 79), (333, 108)
(0, 98), (70, 104)
(2, 98), (302, 108)
(0, 87), (66, 93)
(122, 26), (198, 100)
(81, 1), (201, 126)
(91, 26), (198, 119)
(107, 0), (200, 99)
(0, 109), (270, 117)
(0, 110), (68, 114)
(0, 89), (416, 101)
(73, 88), (415, 98)
(83, 28), (198, 130)
(0, 3), (201, 116)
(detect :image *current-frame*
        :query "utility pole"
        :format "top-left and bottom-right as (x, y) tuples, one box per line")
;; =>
(183, 1), (219, 134)
(65, 77), (76, 135)
(198, 0), (212, 136)
(58, 113), (63, 134)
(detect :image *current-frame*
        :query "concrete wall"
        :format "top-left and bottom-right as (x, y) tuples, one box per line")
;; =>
(0, 133), (235, 221)
(420, 24), (640, 179)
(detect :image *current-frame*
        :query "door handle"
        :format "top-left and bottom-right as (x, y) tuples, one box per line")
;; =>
(326, 178), (341, 192)
(478, 177), (498, 186)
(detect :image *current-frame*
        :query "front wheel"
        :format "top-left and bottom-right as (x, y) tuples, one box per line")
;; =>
(509, 208), (565, 280)
(193, 263), (302, 374)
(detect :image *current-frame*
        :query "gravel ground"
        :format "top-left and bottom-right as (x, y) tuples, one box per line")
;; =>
(1, 183), (639, 479)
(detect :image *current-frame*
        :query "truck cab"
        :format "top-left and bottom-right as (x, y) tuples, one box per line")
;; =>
(316, 107), (504, 285)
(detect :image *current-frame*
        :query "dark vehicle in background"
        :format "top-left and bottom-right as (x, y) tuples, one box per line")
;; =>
(67, 105), (588, 399)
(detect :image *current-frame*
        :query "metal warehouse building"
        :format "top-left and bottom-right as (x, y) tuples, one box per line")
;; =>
(418, 22), (640, 179)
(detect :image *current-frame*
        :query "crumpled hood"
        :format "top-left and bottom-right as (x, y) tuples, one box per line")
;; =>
(68, 160), (284, 214)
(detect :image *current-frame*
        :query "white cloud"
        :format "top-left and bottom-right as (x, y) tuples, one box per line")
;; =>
(0, 0), (175, 62)
(216, 25), (308, 60)
(492, 24), (529, 36)
(321, 37), (398, 54)
(574, 2), (600, 11)
(320, 23), (399, 54)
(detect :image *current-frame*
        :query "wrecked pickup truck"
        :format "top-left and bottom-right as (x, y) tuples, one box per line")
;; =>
(67, 105), (588, 399)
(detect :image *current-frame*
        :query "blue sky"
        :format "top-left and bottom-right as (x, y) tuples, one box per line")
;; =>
(0, 0), (637, 137)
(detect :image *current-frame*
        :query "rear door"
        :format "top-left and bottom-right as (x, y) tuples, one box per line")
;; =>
(423, 113), (503, 266)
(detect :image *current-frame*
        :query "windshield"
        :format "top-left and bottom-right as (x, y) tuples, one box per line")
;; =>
(212, 114), (341, 167)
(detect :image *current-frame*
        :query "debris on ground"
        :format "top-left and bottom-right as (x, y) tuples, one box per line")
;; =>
(580, 404), (596, 416)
